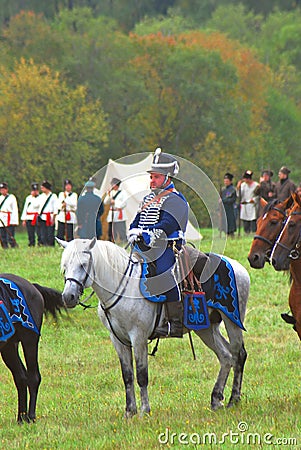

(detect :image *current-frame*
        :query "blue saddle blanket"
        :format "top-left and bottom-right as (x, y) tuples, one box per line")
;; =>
(137, 250), (245, 331)
(0, 301), (15, 342)
(202, 254), (245, 331)
(0, 277), (40, 340)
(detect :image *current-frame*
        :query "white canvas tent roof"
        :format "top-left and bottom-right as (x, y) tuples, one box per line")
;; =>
(97, 155), (202, 241)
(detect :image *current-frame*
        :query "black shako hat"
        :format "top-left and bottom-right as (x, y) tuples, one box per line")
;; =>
(0, 182), (8, 189)
(147, 148), (179, 177)
(242, 170), (253, 180)
(41, 180), (52, 190)
(31, 183), (39, 191)
(224, 172), (234, 181)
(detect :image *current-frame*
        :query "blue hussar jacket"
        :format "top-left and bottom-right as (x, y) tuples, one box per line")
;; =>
(129, 182), (188, 247)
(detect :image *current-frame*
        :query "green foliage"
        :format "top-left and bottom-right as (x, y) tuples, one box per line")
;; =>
(259, 10), (301, 69)
(0, 4), (300, 203)
(0, 58), (108, 203)
(206, 4), (263, 46)
(134, 10), (195, 36)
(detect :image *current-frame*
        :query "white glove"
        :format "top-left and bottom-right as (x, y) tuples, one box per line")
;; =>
(128, 234), (138, 245)
(127, 228), (142, 245)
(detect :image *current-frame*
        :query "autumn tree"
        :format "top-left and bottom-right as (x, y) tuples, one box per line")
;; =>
(0, 58), (108, 204)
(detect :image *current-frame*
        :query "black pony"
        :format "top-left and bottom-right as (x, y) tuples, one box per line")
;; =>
(0, 273), (65, 423)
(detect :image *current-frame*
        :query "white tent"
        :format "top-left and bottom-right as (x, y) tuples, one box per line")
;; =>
(97, 155), (202, 241)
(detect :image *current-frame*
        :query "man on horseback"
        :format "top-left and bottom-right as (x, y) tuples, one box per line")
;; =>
(128, 148), (189, 338)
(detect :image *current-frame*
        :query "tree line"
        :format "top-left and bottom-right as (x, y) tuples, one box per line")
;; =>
(0, 2), (300, 225)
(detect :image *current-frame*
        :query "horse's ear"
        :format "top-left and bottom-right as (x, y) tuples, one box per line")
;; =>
(285, 194), (294, 209)
(89, 237), (97, 249)
(55, 237), (68, 248)
(294, 191), (301, 207)
(260, 198), (267, 208)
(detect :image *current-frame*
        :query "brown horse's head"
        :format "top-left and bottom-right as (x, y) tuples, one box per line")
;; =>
(248, 196), (293, 268)
(271, 193), (301, 271)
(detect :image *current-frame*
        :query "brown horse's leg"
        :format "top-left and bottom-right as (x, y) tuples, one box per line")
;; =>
(288, 261), (301, 340)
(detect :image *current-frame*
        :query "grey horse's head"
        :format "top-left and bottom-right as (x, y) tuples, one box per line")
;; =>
(57, 237), (97, 308)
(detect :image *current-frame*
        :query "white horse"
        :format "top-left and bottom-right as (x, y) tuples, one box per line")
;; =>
(58, 237), (250, 416)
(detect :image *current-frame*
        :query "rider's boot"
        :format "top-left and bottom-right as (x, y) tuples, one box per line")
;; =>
(151, 301), (183, 338)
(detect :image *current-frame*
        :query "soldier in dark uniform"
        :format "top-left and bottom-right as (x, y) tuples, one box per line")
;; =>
(254, 170), (276, 216)
(77, 180), (104, 239)
(220, 173), (237, 237)
(254, 170), (276, 202)
(275, 166), (296, 201)
(128, 148), (189, 338)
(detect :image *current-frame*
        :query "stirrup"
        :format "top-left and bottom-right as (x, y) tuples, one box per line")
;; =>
(150, 322), (171, 339)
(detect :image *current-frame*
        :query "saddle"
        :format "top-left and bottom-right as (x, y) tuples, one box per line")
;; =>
(132, 245), (211, 336)
(132, 246), (246, 337)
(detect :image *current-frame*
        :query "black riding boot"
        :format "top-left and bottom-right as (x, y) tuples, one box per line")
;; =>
(151, 302), (183, 338)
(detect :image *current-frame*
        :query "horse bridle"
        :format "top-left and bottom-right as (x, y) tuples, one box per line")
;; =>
(64, 250), (94, 295)
(252, 206), (287, 259)
(272, 210), (301, 260)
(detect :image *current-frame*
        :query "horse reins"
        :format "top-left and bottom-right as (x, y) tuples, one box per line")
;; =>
(252, 206), (288, 261)
(253, 206), (287, 247)
(271, 209), (301, 260)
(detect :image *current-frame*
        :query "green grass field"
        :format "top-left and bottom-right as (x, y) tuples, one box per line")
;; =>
(0, 231), (300, 449)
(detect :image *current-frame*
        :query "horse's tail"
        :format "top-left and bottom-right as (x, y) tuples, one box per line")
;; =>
(33, 283), (66, 319)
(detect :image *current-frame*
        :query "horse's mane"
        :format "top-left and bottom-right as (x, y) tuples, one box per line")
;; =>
(94, 240), (129, 273)
(262, 199), (281, 214)
(60, 239), (129, 287)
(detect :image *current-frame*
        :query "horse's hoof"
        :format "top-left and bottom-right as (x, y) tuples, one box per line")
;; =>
(211, 401), (224, 411)
(17, 413), (31, 424)
(227, 397), (241, 408)
(124, 409), (137, 419)
(139, 407), (151, 418)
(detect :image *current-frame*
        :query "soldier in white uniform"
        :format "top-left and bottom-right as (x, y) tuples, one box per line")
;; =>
(0, 182), (19, 248)
(237, 170), (259, 234)
(57, 179), (78, 241)
(21, 182), (41, 247)
(103, 178), (127, 243)
(38, 180), (58, 246)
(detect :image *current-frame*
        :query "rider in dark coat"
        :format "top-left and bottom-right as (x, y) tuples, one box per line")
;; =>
(128, 148), (189, 338)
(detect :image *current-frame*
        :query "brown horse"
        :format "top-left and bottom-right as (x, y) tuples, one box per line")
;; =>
(248, 194), (301, 339)
(269, 193), (301, 339)
(271, 193), (301, 270)
(248, 196), (293, 268)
